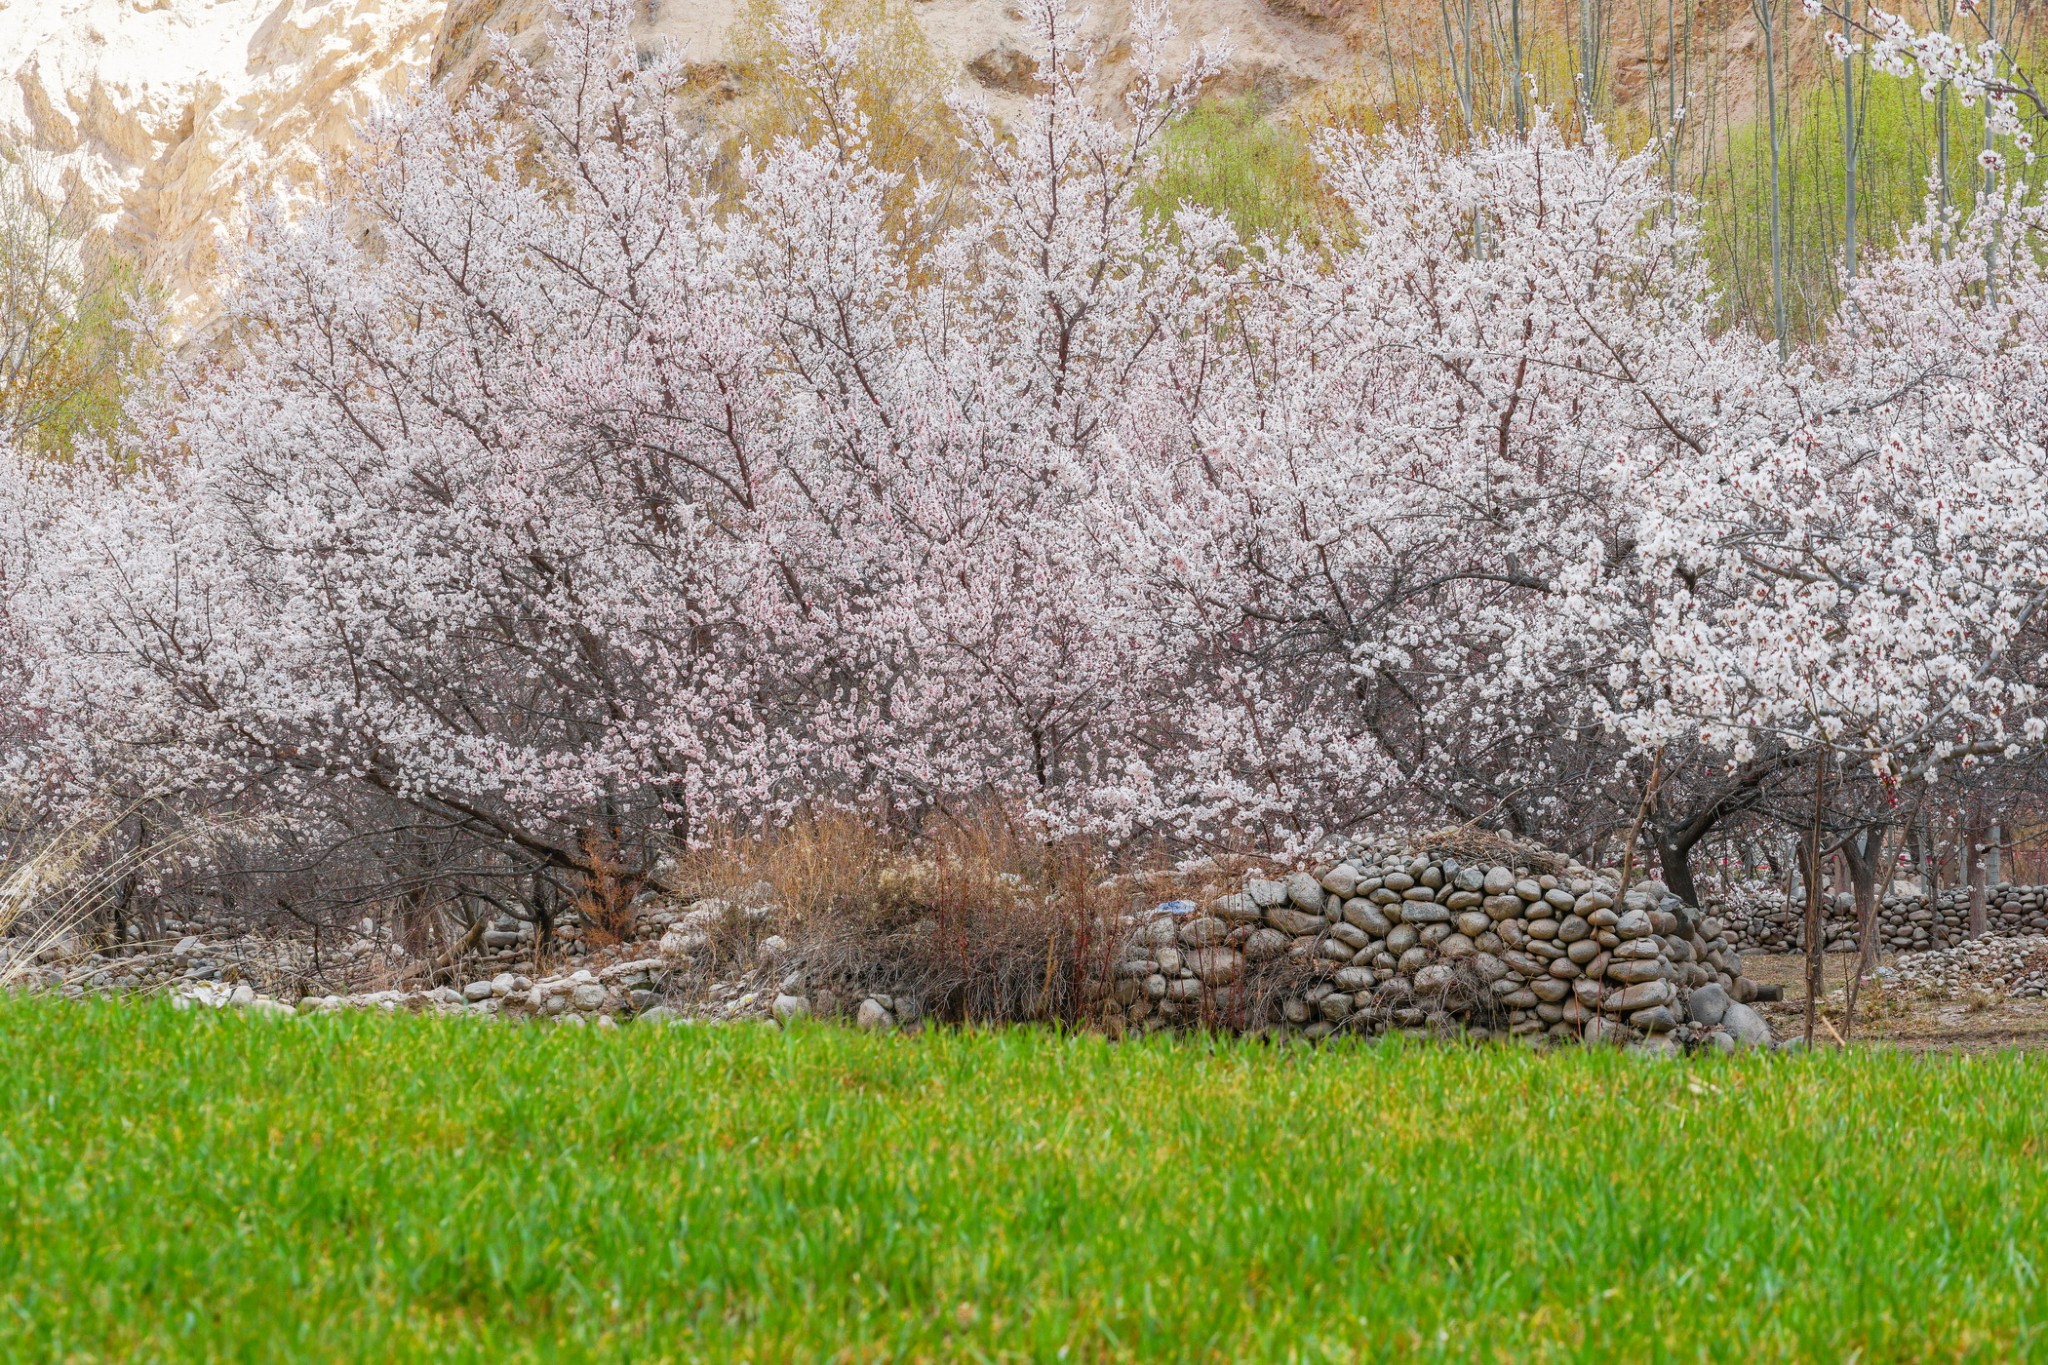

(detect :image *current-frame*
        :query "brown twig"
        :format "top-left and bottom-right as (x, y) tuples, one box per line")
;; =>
(1617, 747), (1666, 896)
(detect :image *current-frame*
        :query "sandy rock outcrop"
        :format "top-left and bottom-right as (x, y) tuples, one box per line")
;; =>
(1, 0), (1774, 335)
(1, 0), (445, 324)
(1, 0), (1359, 331)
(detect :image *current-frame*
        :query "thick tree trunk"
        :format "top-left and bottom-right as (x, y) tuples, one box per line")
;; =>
(1656, 836), (1702, 911)
(1840, 826), (1882, 1034)
(1648, 752), (1795, 910)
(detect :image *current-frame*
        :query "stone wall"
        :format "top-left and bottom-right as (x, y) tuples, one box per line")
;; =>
(1710, 885), (2048, 955)
(1109, 843), (1775, 1053)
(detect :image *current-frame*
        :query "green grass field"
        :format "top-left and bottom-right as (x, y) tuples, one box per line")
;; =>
(3, 1001), (2046, 1361)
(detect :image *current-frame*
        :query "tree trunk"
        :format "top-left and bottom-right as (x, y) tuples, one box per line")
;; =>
(1803, 759), (1828, 1049)
(1618, 750), (1664, 898)
(1648, 753), (1793, 909)
(1967, 811), (1989, 937)
(1656, 835), (1702, 910)
(1915, 810), (1934, 894)
(1845, 830), (1880, 958)
(1840, 825), (1883, 1038)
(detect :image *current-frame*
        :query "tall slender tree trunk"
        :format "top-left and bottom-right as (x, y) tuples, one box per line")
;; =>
(1983, 0), (2000, 304)
(1511, 0), (1527, 134)
(1578, 0), (1609, 135)
(1935, 1), (1951, 238)
(1840, 825), (1882, 1036)
(1841, 0), (1858, 284)
(1920, 809), (1936, 891)
(1967, 806), (1989, 937)
(1803, 758), (1828, 1048)
(1757, 0), (1790, 357)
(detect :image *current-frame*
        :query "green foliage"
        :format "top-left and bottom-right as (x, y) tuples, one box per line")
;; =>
(5, 1000), (2048, 1359)
(0, 172), (148, 459)
(1700, 66), (2045, 339)
(1150, 59), (2048, 339)
(1135, 0), (2048, 341)
(1140, 97), (1333, 244)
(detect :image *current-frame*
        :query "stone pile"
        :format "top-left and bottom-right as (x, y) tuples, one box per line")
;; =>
(1873, 935), (2048, 999)
(38, 929), (329, 996)
(1110, 844), (1776, 1052)
(171, 957), (781, 1025)
(768, 977), (921, 1033)
(471, 892), (774, 972)
(19, 841), (1795, 1051)
(21, 877), (788, 1014)
(1712, 884), (2048, 955)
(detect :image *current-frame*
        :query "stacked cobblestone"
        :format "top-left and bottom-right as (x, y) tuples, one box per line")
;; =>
(1711, 884), (2048, 954)
(1108, 843), (1774, 1051)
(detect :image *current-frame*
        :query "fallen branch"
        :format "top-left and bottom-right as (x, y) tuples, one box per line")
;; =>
(391, 917), (487, 987)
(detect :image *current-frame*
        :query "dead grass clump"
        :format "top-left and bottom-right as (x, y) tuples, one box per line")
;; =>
(1414, 825), (1570, 875)
(670, 811), (1142, 1025)
(0, 803), (204, 988)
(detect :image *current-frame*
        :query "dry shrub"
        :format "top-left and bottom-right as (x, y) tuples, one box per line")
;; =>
(567, 829), (639, 948)
(670, 810), (1143, 1025)
(1232, 949), (1320, 1034)
(1855, 981), (1911, 1022)
(0, 812), (109, 985)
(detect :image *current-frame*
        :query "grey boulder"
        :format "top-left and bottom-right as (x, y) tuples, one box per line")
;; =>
(1242, 928), (1292, 963)
(1685, 982), (1730, 1027)
(1264, 905), (1327, 937)
(1721, 1000), (1772, 1049)
(1413, 962), (1457, 994)
(1246, 879), (1288, 909)
(1285, 872), (1328, 913)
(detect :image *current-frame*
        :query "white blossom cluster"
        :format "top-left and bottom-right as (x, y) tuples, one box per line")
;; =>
(0, 0), (2043, 901)
(1806, 0), (2035, 164)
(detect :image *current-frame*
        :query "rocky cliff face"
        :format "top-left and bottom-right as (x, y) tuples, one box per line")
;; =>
(2, 0), (1759, 331)
(0, 0), (445, 323)
(2, 0), (1364, 327)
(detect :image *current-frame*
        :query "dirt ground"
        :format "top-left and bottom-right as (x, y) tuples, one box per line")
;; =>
(1740, 951), (2048, 1053)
